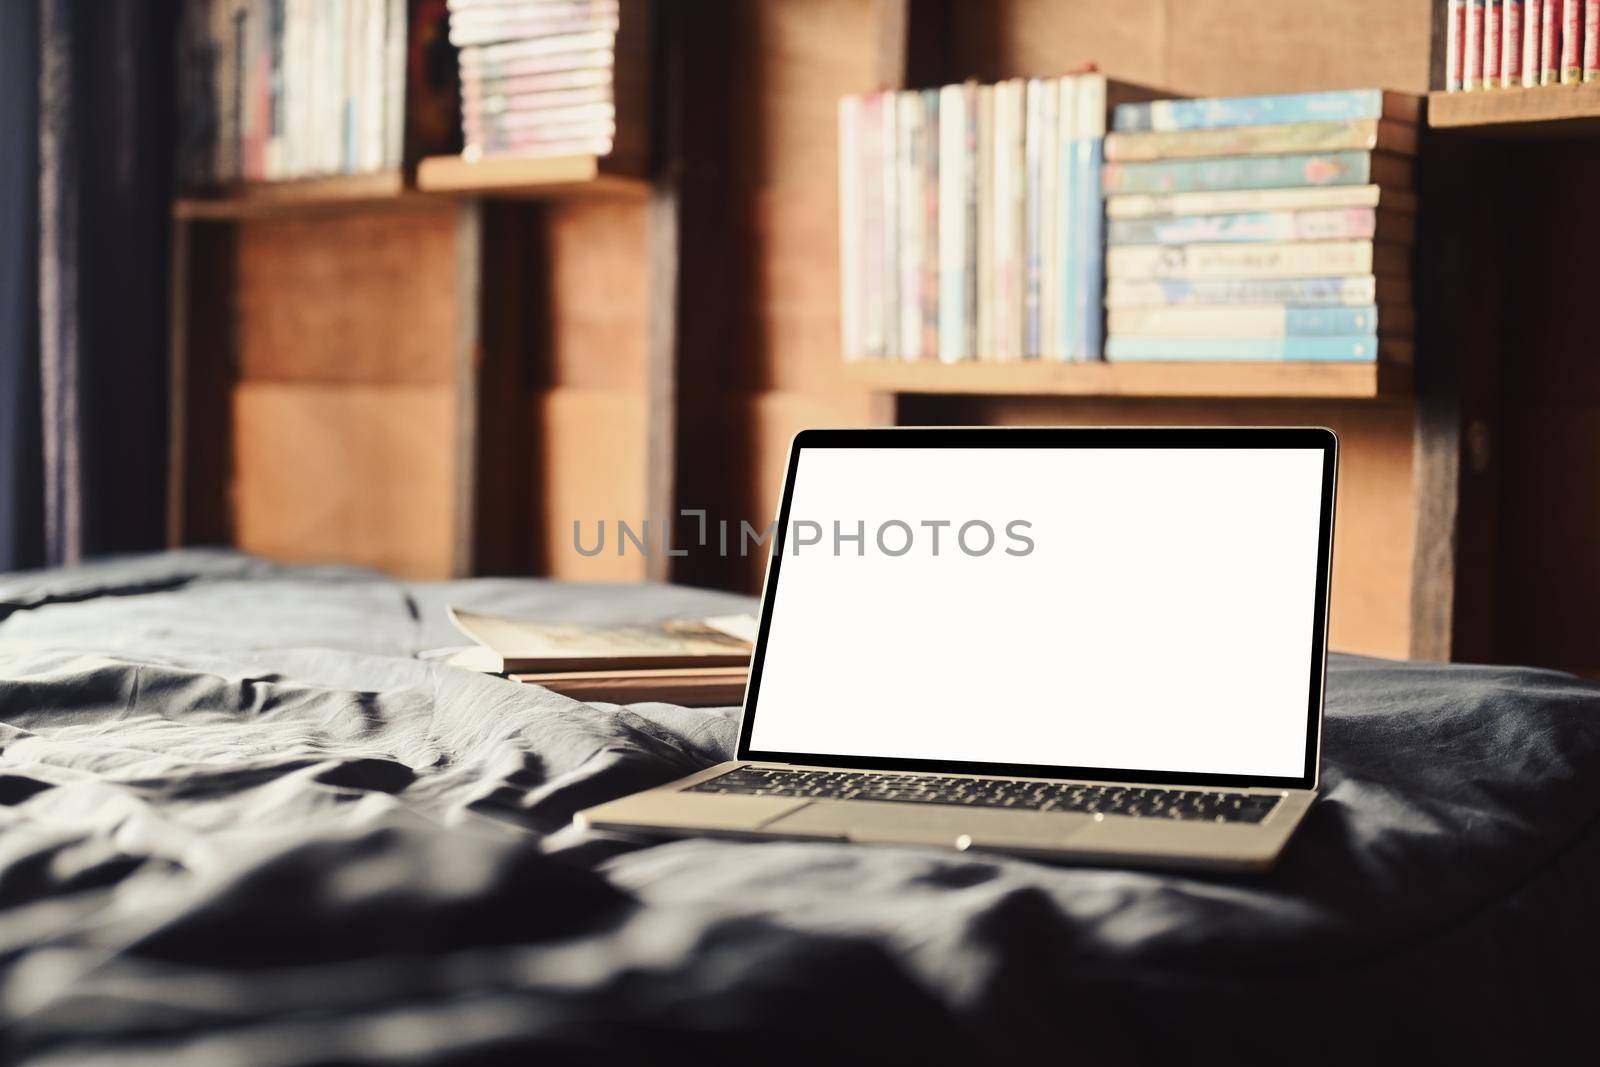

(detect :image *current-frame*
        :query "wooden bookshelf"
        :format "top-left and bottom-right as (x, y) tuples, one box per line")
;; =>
(1428, 84), (1600, 135)
(173, 170), (409, 219)
(415, 153), (649, 198)
(844, 360), (1410, 400)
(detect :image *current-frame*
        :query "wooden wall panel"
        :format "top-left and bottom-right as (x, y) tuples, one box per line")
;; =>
(900, 396), (1418, 658)
(946, 0), (1431, 96)
(534, 198), (652, 580)
(535, 388), (649, 581)
(235, 207), (459, 384)
(544, 200), (649, 390)
(233, 383), (458, 578)
(1164, 0), (1433, 97)
(945, 0), (1167, 88)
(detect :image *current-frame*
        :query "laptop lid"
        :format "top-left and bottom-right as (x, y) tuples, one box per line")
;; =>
(736, 427), (1337, 791)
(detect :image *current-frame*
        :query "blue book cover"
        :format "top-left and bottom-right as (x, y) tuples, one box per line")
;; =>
(1107, 207), (1377, 246)
(1102, 151), (1378, 196)
(1056, 115), (1080, 361)
(1105, 276), (1380, 308)
(1076, 135), (1105, 360)
(1113, 90), (1395, 132)
(1105, 335), (1379, 362)
(1110, 305), (1380, 336)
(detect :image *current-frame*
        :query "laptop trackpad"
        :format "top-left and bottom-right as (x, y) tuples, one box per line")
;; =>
(769, 800), (1095, 849)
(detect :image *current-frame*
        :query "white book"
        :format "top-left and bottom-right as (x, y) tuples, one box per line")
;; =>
(837, 96), (864, 362)
(897, 92), (923, 361)
(363, 0), (386, 172)
(992, 79), (1026, 362)
(1038, 79), (1060, 361)
(938, 85), (961, 362)
(880, 95), (899, 362)
(1054, 75), (1079, 362)
(1105, 184), (1403, 219)
(975, 84), (995, 361)
(384, 0), (406, 168)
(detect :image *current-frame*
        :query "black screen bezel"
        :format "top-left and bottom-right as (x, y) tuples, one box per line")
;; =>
(735, 426), (1337, 791)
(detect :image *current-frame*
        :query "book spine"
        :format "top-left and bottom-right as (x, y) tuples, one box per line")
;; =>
(881, 95), (900, 362)
(1587, 0), (1600, 78)
(1105, 184), (1392, 219)
(993, 80), (1023, 362)
(962, 84), (979, 361)
(1565, 0), (1583, 81)
(1525, 0), (1544, 85)
(860, 93), (885, 359)
(1448, 0), (1465, 89)
(1022, 79), (1043, 359)
(1542, 0), (1560, 82)
(976, 85), (995, 360)
(1108, 207), (1380, 246)
(1485, 0), (1503, 87)
(1111, 89), (1384, 131)
(837, 96), (864, 361)
(1101, 151), (1374, 196)
(898, 93), (924, 360)
(1076, 75), (1107, 362)
(1104, 335), (1380, 362)
(1107, 304), (1381, 338)
(1104, 119), (1389, 161)
(1038, 80), (1060, 361)
(938, 84), (965, 363)
(1504, 0), (1524, 85)
(1105, 275), (1379, 308)
(1467, 0), (1484, 89)
(1056, 76), (1080, 362)
(1107, 240), (1377, 279)
(920, 89), (940, 361)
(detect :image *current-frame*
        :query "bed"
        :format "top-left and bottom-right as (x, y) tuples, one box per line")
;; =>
(1, 550), (1597, 1065)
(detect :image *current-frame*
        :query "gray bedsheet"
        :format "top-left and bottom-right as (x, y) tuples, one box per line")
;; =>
(1, 550), (1598, 1065)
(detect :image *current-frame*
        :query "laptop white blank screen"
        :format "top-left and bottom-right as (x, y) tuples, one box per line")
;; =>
(746, 446), (1327, 781)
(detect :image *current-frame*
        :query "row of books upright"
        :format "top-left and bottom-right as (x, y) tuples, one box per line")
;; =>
(839, 75), (1148, 364)
(1444, 0), (1600, 90)
(177, 0), (459, 188)
(1101, 90), (1417, 365)
(448, 0), (648, 165)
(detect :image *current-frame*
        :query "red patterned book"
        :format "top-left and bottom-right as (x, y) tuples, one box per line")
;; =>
(1485, 0), (1503, 87)
(1448, 0), (1465, 90)
(1586, 0), (1599, 79)
(1543, 0), (1561, 83)
(1467, 0), (1485, 89)
(1564, 0), (1583, 82)
(1503, 0), (1524, 85)
(1525, 0), (1545, 86)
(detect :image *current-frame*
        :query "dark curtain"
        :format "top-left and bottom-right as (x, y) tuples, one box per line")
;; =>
(4, 0), (178, 571)
(0, 0), (44, 571)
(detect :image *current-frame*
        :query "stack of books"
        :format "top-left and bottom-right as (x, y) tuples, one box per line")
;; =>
(1100, 89), (1418, 366)
(838, 75), (1156, 365)
(448, 0), (647, 165)
(1444, 0), (1598, 91)
(176, 0), (458, 187)
(438, 607), (754, 706)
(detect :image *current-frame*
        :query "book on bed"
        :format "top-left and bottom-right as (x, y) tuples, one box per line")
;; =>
(439, 607), (754, 704)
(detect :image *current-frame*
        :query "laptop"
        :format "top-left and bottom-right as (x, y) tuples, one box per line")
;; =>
(577, 426), (1337, 872)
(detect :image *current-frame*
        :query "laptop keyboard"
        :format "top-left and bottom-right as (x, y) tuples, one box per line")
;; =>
(687, 766), (1281, 824)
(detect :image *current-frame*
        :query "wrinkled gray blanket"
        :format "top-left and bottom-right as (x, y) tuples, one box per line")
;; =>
(1, 550), (1598, 1066)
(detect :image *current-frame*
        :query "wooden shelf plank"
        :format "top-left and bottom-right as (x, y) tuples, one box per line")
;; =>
(415, 153), (648, 198)
(842, 360), (1410, 399)
(174, 170), (410, 219)
(1428, 84), (1600, 135)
